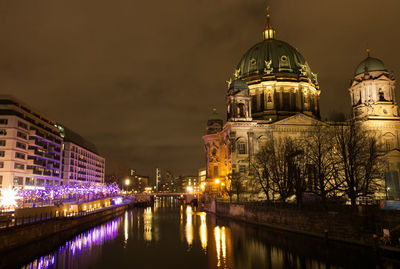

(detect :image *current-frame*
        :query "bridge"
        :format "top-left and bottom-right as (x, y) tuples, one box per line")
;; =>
(133, 193), (198, 203)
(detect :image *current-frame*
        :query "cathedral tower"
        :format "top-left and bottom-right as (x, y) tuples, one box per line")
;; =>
(349, 49), (399, 120)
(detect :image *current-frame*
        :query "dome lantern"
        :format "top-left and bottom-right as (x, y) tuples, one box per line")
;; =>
(263, 6), (276, 40)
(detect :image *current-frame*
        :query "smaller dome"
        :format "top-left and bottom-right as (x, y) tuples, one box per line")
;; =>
(354, 57), (387, 76)
(228, 79), (249, 91)
(208, 108), (223, 121)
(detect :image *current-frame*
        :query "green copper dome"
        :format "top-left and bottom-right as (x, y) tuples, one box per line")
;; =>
(228, 79), (249, 91)
(208, 108), (223, 121)
(236, 39), (316, 83)
(354, 56), (387, 76)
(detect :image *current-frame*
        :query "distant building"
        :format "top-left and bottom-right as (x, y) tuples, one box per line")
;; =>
(198, 168), (206, 182)
(0, 95), (63, 190)
(198, 168), (206, 191)
(181, 175), (200, 193)
(57, 125), (105, 186)
(131, 174), (149, 192)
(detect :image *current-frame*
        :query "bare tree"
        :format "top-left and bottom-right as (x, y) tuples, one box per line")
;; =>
(302, 124), (342, 204)
(252, 136), (305, 203)
(288, 145), (308, 207)
(333, 122), (386, 207)
(227, 172), (245, 202)
(251, 145), (273, 201)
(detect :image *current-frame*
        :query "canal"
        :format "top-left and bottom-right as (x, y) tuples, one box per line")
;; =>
(6, 198), (397, 268)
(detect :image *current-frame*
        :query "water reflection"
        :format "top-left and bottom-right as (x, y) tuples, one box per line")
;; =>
(199, 212), (207, 251)
(18, 198), (394, 269)
(185, 206), (193, 246)
(143, 207), (153, 242)
(22, 217), (121, 269)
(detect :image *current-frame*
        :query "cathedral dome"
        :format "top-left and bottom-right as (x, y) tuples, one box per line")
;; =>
(236, 39), (315, 83)
(354, 56), (387, 76)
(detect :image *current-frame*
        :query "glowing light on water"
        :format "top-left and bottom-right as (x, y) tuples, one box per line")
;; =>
(124, 211), (129, 245)
(23, 218), (121, 268)
(199, 212), (208, 250)
(144, 207), (153, 242)
(214, 226), (227, 268)
(185, 206), (193, 246)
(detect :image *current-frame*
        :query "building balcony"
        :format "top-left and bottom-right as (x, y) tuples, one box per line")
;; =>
(27, 167), (43, 175)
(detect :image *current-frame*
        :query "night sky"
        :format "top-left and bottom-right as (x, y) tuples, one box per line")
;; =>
(1, 0), (399, 180)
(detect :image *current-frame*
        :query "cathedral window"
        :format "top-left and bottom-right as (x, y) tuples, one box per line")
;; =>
(379, 88), (386, 101)
(251, 96), (257, 113)
(238, 103), (246, 117)
(239, 165), (246, 174)
(238, 143), (246, 154)
(213, 166), (219, 177)
(267, 94), (272, 102)
(385, 140), (392, 151)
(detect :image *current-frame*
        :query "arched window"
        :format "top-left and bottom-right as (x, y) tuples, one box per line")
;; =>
(237, 142), (247, 154)
(379, 88), (386, 101)
(237, 103), (246, 117)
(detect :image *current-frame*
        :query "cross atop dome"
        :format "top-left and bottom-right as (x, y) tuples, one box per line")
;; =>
(263, 6), (276, 40)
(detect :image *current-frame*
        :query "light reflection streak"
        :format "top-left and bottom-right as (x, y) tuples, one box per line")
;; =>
(214, 226), (227, 268)
(199, 212), (207, 251)
(144, 207), (153, 242)
(124, 211), (129, 245)
(23, 217), (121, 269)
(185, 206), (193, 246)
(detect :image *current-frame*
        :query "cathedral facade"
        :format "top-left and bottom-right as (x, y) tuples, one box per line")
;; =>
(202, 10), (400, 201)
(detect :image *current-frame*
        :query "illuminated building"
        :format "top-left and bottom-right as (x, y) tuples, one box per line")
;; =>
(181, 175), (200, 193)
(350, 52), (400, 199)
(57, 125), (105, 186)
(202, 8), (400, 200)
(0, 95), (63, 190)
(130, 174), (149, 192)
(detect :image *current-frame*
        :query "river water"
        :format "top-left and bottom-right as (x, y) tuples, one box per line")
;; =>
(17, 198), (397, 269)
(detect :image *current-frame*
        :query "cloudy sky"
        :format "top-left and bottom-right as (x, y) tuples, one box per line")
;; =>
(1, 0), (399, 179)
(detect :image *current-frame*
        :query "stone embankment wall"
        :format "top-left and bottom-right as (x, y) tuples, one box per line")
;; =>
(0, 204), (127, 253)
(207, 201), (400, 246)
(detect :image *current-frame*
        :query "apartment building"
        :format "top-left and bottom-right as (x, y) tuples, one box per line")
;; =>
(0, 95), (63, 190)
(58, 126), (105, 186)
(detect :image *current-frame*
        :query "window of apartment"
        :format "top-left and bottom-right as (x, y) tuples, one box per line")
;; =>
(0, 119), (8, 125)
(239, 165), (246, 174)
(237, 143), (247, 154)
(16, 141), (26, 150)
(17, 131), (27, 140)
(36, 178), (45, 186)
(18, 121), (28, 130)
(14, 163), (25, 170)
(0, 140), (5, 147)
(0, 129), (6, 136)
(25, 177), (35, 186)
(46, 180), (53, 187)
(15, 152), (25, 160)
(0, 162), (3, 168)
(13, 176), (23, 186)
(0, 151), (4, 157)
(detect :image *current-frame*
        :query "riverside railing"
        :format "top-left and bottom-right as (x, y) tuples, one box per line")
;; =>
(0, 202), (124, 230)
